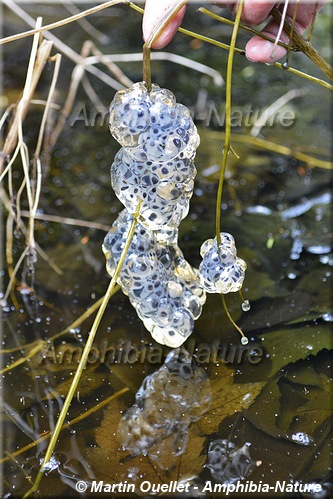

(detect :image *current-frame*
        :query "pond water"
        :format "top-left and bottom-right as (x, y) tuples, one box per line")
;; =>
(1, 2), (332, 498)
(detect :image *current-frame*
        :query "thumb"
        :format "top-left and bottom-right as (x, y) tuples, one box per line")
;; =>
(142, 0), (187, 49)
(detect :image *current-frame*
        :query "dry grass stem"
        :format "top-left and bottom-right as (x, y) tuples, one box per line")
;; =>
(271, 0), (290, 57)
(0, 387), (129, 465)
(34, 53), (62, 159)
(271, 7), (333, 81)
(3, 0), (126, 91)
(0, 37), (53, 172)
(1, 0), (127, 45)
(250, 88), (307, 137)
(19, 211), (111, 232)
(209, 131), (333, 170)
(306, 1), (320, 43)
(1, 247), (29, 306)
(49, 39), (133, 149)
(87, 52), (224, 86)
(82, 41), (134, 88)
(61, 0), (111, 43)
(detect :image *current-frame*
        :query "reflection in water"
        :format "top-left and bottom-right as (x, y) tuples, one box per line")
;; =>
(118, 348), (211, 468)
(205, 440), (256, 484)
(247, 189), (332, 260)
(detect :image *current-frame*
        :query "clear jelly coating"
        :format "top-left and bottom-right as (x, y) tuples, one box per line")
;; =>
(205, 440), (256, 484)
(198, 233), (246, 294)
(107, 83), (250, 345)
(118, 349), (211, 467)
(102, 210), (206, 348)
(109, 82), (199, 154)
(109, 82), (199, 231)
(111, 147), (196, 230)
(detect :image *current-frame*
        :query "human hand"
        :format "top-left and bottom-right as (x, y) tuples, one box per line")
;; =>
(142, 0), (324, 63)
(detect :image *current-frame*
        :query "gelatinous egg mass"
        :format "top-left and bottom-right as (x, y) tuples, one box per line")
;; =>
(118, 349), (211, 465)
(109, 82), (199, 230)
(206, 440), (256, 484)
(102, 210), (206, 348)
(106, 82), (247, 348)
(198, 233), (247, 293)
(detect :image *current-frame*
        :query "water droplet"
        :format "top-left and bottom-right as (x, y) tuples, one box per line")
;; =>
(241, 336), (249, 345)
(322, 313), (333, 322)
(241, 300), (251, 312)
(291, 432), (313, 445)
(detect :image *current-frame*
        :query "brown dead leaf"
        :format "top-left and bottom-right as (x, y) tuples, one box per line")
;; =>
(198, 364), (265, 434)
(89, 362), (265, 486)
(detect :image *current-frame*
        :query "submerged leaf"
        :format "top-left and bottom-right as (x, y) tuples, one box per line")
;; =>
(259, 322), (331, 376)
(89, 355), (264, 486)
(246, 356), (332, 444)
(198, 363), (265, 435)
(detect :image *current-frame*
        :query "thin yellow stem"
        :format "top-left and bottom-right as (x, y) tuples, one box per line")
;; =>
(23, 206), (140, 498)
(142, 0), (187, 90)
(307, 1), (319, 43)
(34, 53), (62, 160)
(271, 7), (333, 81)
(285, 0), (299, 66)
(0, 0), (127, 46)
(1, 387), (129, 464)
(199, 8), (293, 51)
(216, 0), (244, 246)
(221, 294), (248, 345)
(209, 131), (333, 170)
(143, 45), (151, 90)
(130, 2), (332, 90)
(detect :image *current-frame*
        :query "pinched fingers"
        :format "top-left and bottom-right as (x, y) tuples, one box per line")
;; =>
(216, 0), (276, 25)
(245, 1), (324, 62)
(142, 0), (187, 49)
(142, 0), (324, 63)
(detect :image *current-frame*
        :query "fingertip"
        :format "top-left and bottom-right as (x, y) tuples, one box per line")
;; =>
(142, 4), (186, 49)
(245, 36), (287, 63)
(238, 0), (276, 26)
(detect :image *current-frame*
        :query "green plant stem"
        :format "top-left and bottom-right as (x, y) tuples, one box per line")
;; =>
(181, 26), (332, 90)
(200, 5), (333, 84)
(1, 387), (129, 465)
(215, 0), (244, 246)
(179, 26), (245, 54)
(143, 45), (151, 90)
(273, 64), (332, 91)
(129, 2), (332, 90)
(284, 1), (299, 65)
(221, 294), (247, 342)
(271, 7), (333, 81)
(0, 286), (121, 374)
(22, 208), (140, 498)
(199, 8), (294, 51)
(208, 131), (333, 170)
(142, 0), (187, 90)
(0, 0), (127, 45)
(306, 1), (320, 43)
